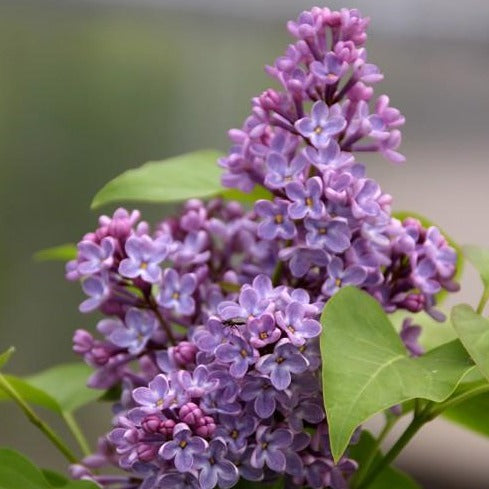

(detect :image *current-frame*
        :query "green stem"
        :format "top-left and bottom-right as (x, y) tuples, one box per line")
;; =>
(358, 415), (427, 489)
(0, 373), (77, 463)
(353, 416), (397, 488)
(272, 260), (284, 286)
(62, 411), (91, 457)
(476, 287), (489, 315)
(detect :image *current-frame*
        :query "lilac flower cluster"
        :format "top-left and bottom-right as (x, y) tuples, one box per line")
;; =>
(66, 7), (459, 489)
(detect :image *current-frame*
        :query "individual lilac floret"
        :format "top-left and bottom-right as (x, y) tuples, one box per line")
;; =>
(218, 285), (271, 321)
(216, 336), (258, 378)
(119, 235), (169, 283)
(275, 302), (322, 346)
(286, 177), (325, 220)
(109, 308), (157, 354)
(321, 257), (368, 297)
(400, 318), (424, 357)
(159, 423), (208, 472)
(295, 101), (346, 148)
(305, 218), (352, 253)
(240, 376), (288, 419)
(214, 415), (257, 453)
(264, 152), (307, 189)
(194, 439), (239, 489)
(255, 199), (297, 240)
(256, 339), (309, 390)
(248, 314), (282, 348)
(158, 269), (197, 316)
(311, 53), (347, 85)
(132, 374), (175, 411)
(76, 237), (115, 276)
(79, 273), (110, 313)
(250, 426), (293, 472)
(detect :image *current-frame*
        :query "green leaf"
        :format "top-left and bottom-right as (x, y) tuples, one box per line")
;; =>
(463, 245), (489, 288)
(320, 287), (474, 462)
(350, 432), (421, 489)
(222, 186), (273, 205)
(393, 211), (463, 303)
(452, 304), (489, 381)
(27, 363), (98, 413)
(91, 150), (223, 209)
(0, 375), (60, 412)
(41, 470), (68, 487)
(0, 364), (98, 413)
(0, 347), (15, 369)
(0, 448), (98, 489)
(34, 244), (77, 262)
(443, 390), (489, 437)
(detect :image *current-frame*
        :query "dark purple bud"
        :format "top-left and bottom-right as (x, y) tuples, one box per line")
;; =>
(194, 415), (217, 438)
(179, 403), (204, 426)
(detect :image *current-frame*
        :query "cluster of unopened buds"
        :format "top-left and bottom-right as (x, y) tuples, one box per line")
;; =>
(67, 6), (458, 489)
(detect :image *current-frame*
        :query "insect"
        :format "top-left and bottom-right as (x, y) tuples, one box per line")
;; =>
(222, 317), (247, 328)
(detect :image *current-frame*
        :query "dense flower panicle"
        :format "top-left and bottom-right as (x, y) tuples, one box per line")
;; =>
(67, 7), (458, 489)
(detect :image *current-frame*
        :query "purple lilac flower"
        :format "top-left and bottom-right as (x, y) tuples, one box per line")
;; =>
(305, 218), (352, 253)
(255, 199), (297, 240)
(240, 376), (288, 419)
(256, 339), (308, 390)
(279, 246), (330, 278)
(214, 415), (257, 453)
(286, 177), (325, 220)
(248, 314), (282, 348)
(119, 235), (169, 283)
(132, 374), (176, 411)
(250, 426), (292, 472)
(158, 269), (197, 316)
(194, 439), (239, 489)
(159, 423), (208, 472)
(295, 101), (346, 148)
(79, 273), (110, 313)
(400, 318), (424, 357)
(264, 152), (307, 189)
(215, 336), (258, 378)
(77, 237), (115, 276)
(275, 302), (322, 346)
(108, 308), (157, 354)
(311, 53), (347, 85)
(321, 257), (368, 297)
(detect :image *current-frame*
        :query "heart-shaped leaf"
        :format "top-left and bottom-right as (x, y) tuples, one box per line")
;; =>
(452, 304), (489, 381)
(91, 150), (223, 209)
(0, 364), (98, 413)
(463, 245), (489, 289)
(0, 448), (98, 489)
(320, 287), (474, 461)
(349, 431), (421, 489)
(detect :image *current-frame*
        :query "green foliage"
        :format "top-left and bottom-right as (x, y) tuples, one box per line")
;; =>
(443, 390), (489, 437)
(222, 186), (273, 205)
(34, 245), (77, 262)
(463, 245), (489, 288)
(452, 305), (489, 381)
(349, 432), (420, 489)
(0, 347), (14, 369)
(91, 150), (223, 208)
(0, 449), (97, 489)
(320, 287), (474, 461)
(0, 363), (98, 414)
(392, 211), (463, 302)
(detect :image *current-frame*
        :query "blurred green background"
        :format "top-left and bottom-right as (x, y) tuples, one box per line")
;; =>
(0, 1), (488, 487)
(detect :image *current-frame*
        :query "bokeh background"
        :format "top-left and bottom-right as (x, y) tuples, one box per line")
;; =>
(0, 0), (488, 487)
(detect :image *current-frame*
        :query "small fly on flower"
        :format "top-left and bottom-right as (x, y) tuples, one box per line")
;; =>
(222, 317), (247, 329)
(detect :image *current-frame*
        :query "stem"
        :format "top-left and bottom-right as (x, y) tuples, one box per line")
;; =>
(62, 411), (91, 457)
(0, 373), (77, 463)
(353, 416), (397, 488)
(476, 287), (489, 315)
(358, 415), (427, 489)
(148, 297), (176, 346)
(272, 260), (284, 286)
